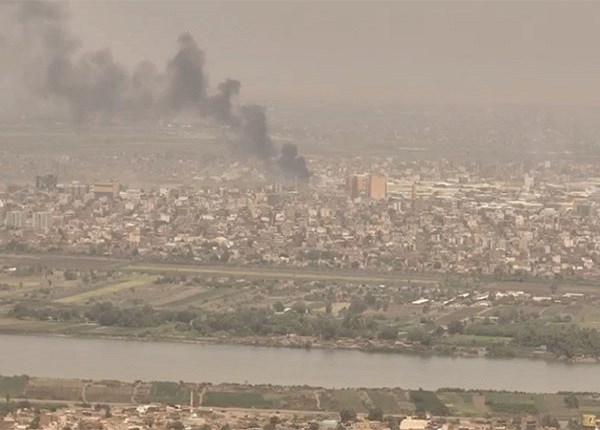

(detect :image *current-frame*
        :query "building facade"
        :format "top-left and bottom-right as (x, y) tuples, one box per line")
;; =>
(5, 211), (25, 228)
(32, 211), (53, 230)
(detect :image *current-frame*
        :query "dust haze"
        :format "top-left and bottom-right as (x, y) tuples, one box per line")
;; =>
(2, 1), (600, 165)
(0, 1), (310, 179)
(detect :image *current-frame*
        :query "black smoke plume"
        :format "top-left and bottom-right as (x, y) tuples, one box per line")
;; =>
(165, 32), (207, 112)
(239, 105), (275, 158)
(16, 2), (128, 123)
(279, 143), (311, 179)
(126, 61), (161, 118)
(209, 79), (241, 124)
(6, 1), (311, 178)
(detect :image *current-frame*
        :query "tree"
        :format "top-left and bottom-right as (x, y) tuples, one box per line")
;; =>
(308, 422), (320, 430)
(407, 327), (432, 345)
(564, 394), (579, 409)
(292, 302), (307, 315)
(386, 416), (400, 430)
(63, 270), (77, 281)
(447, 320), (464, 335)
(367, 408), (384, 422)
(541, 415), (559, 428)
(273, 302), (285, 313)
(567, 419), (579, 430)
(339, 408), (357, 424)
(379, 326), (398, 340)
(29, 415), (40, 429)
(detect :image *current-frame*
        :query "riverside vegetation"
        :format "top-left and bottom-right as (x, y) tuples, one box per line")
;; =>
(3, 263), (600, 360)
(2, 375), (600, 420)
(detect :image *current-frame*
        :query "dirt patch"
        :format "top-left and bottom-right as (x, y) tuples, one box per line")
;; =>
(151, 288), (205, 307)
(86, 382), (134, 403)
(25, 377), (83, 401)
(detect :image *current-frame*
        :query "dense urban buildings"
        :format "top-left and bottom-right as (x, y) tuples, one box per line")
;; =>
(1, 156), (600, 280)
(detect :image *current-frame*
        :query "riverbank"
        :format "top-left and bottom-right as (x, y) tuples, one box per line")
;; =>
(0, 320), (563, 363)
(2, 332), (600, 392)
(4, 253), (600, 366)
(0, 318), (584, 364)
(0, 317), (584, 364)
(0, 374), (598, 420)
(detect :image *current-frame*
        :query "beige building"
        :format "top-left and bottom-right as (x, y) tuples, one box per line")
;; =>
(92, 182), (120, 198)
(346, 174), (387, 200)
(399, 418), (427, 430)
(346, 174), (369, 199)
(367, 174), (387, 200)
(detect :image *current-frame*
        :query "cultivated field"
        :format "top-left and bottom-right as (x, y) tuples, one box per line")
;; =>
(2, 375), (599, 419)
(56, 275), (157, 304)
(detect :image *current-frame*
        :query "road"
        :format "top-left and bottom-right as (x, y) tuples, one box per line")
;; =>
(123, 263), (440, 284)
(0, 252), (441, 284)
(9, 397), (335, 416)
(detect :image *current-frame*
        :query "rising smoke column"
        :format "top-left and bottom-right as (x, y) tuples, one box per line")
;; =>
(16, 1), (128, 123)
(6, 1), (311, 178)
(239, 105), (275, 158)
(164, 32), (207, 112)
(208, 79), (241, 124)
(125, 60), (161, 119)
(69, 49), (128, 123)
(279, 143), (311, 179)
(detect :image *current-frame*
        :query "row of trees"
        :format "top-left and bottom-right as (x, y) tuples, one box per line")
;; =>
(10, 301), (400, 341)
(467, 320), (600, 358)
(13, 299), (600, 358)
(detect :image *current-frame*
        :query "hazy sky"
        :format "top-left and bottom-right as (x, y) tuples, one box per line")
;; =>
(29, 1), (600, 105)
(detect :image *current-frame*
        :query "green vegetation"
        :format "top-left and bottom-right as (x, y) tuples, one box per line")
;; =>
(367, 407), (384, 421)
(365, 390), (404, 414)
(485, 401), (538, 415)
(0, 401), (65, 418)
(565, 393), (579, 409)
(409, 390), (449, 416)
(9, 301), (394, 340)
(202, 391), (273, 409)
(0, 375), (28, 397)
(150, 382), (192, 405)
(468, 320), (600, 358)
(8, 259), (600, 362)
(13, 293), (600, 360)
(124, 264), (440, 285)
(319, 390), (368, 413)
(57, 276), (156, 304)
(339, 408), (357, 423)
(0, 401), (31, 418)
(2, 374), (600, 419)
(437, 391), (478, 416)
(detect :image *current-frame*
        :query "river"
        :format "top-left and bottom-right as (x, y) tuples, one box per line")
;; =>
(0, 334), (598, 392)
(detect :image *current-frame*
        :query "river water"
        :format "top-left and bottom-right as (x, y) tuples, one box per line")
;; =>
(0, 334), (598, 392)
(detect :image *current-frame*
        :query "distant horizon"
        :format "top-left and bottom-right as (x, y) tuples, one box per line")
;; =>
(3, 1), (600, 107)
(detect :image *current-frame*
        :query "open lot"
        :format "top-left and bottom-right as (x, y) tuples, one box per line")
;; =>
(56, 275), (157, 304)
(124, 263), (441, 285)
